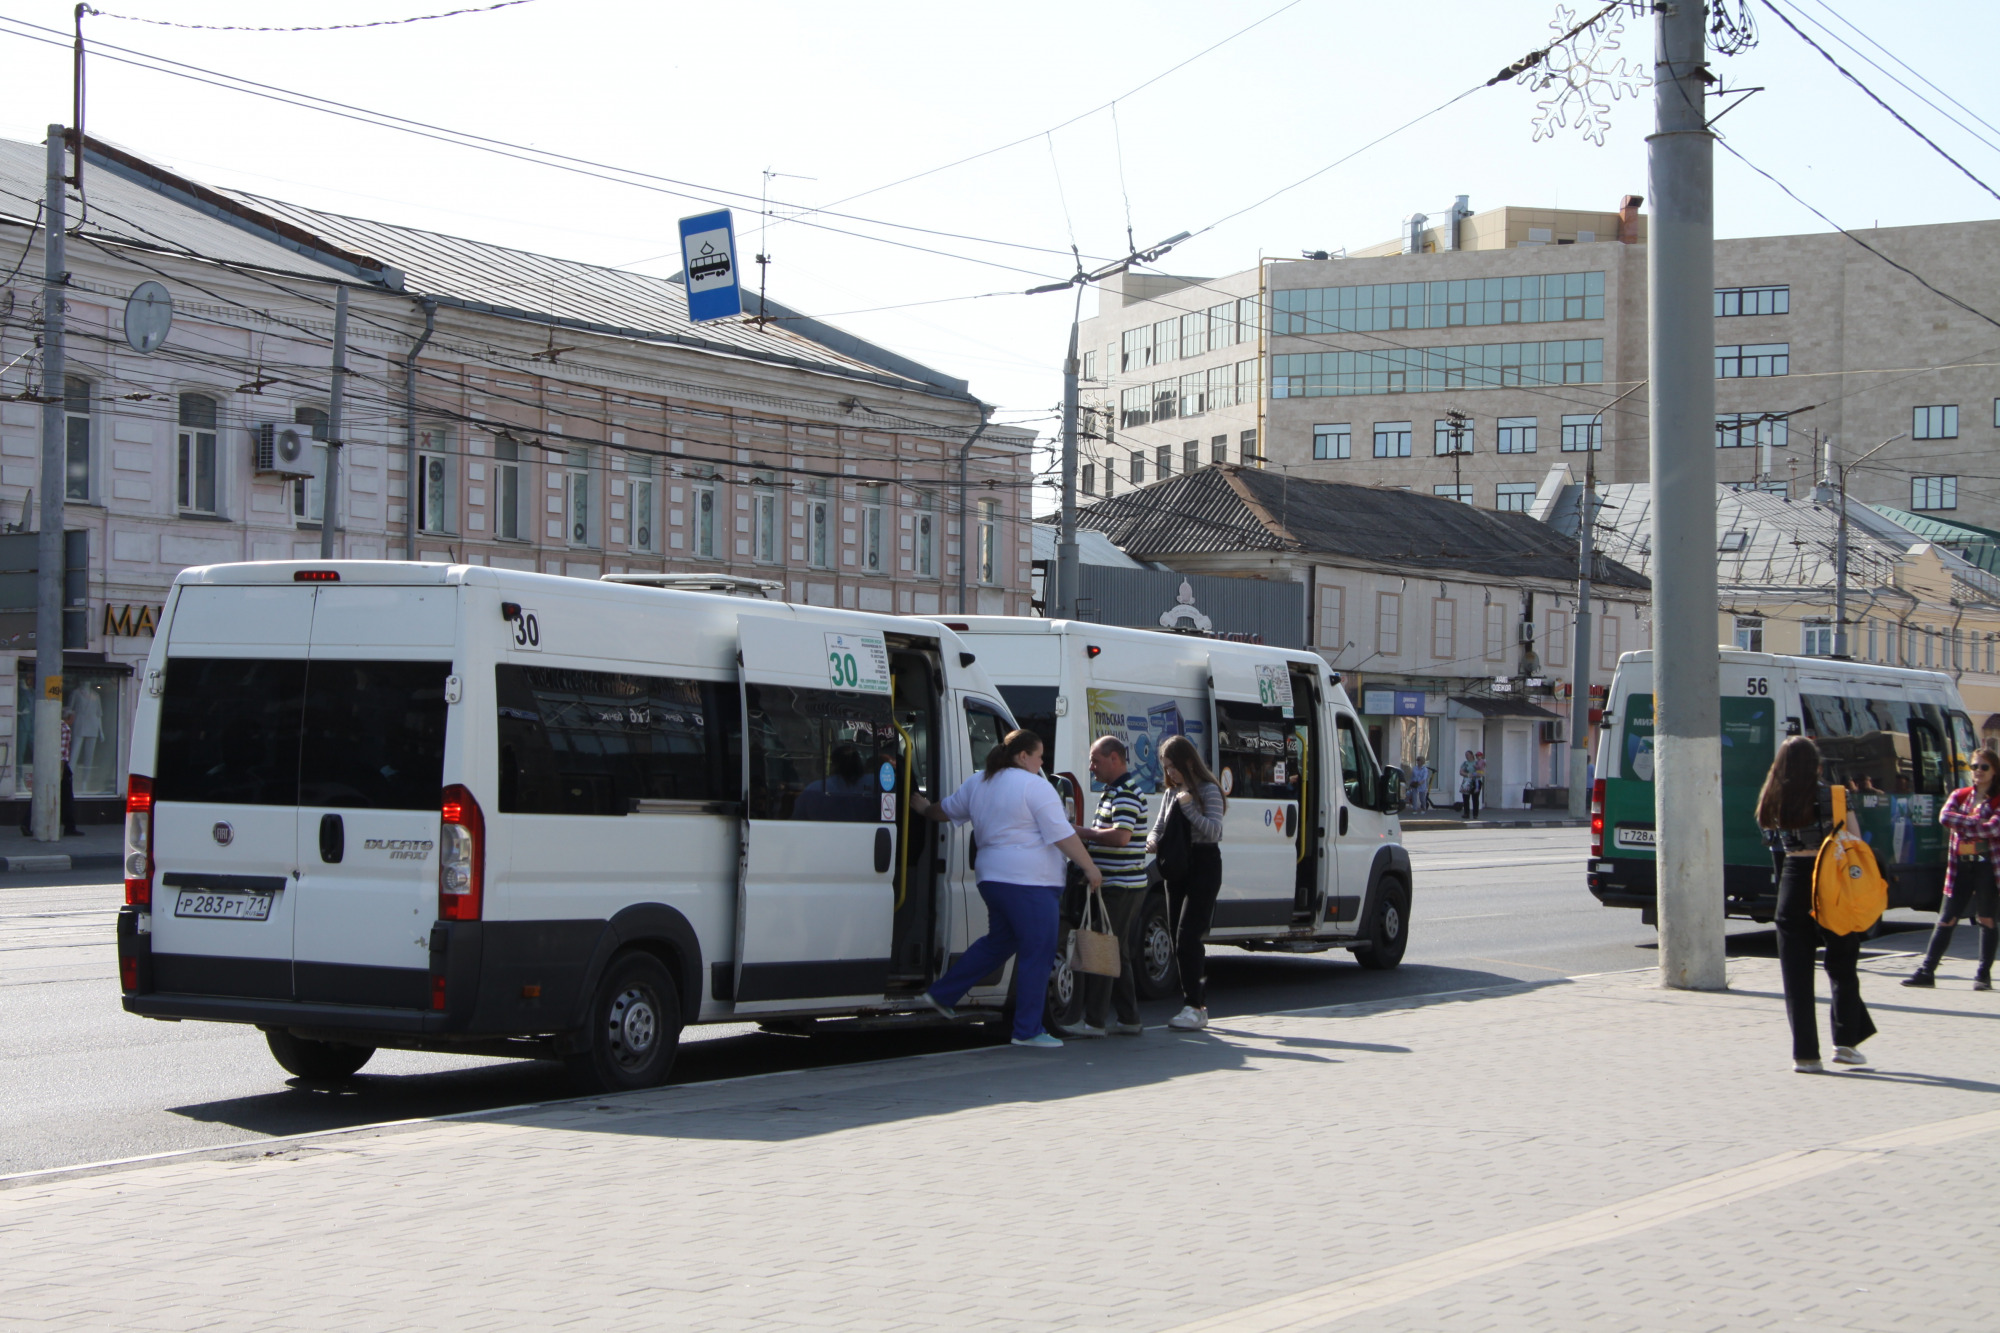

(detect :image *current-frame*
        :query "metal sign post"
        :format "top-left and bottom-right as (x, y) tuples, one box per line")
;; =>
(678, 210), (743, 323)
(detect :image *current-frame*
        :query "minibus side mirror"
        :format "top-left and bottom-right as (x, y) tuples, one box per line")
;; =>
(1377, 767), (1405, 814)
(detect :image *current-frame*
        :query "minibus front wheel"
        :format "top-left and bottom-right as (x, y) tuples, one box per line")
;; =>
(568, 950), (683, 1092)
(1354, 877), (1410, 971)
(265, 1029), (374, 1082)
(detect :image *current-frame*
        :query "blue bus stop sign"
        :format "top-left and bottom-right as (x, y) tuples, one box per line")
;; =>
(678, 209), (742, 323)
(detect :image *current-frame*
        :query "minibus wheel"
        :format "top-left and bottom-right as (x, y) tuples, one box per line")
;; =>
(1133, 894), (1179, 1000)
(1045, 928), (1084, 1031)
(1355, 877), (1410, 971)
(265, 1029), (374, 1082)
(568, 951), (683, 1092)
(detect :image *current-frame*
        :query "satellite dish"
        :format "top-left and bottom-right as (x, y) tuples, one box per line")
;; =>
(123, 281), (173, 354)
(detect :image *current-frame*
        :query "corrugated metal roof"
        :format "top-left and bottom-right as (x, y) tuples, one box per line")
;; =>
(1075, 465), (1646, 589)
(1869, 504), (2000, 576)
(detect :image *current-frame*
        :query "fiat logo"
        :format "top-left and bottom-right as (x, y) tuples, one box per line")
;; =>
(212, 822), (234, 846)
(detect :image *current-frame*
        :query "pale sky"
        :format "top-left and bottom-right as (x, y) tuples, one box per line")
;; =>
(4, 0), (1996, 503)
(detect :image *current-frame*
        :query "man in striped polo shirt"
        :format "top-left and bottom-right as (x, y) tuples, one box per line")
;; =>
(1067, 736), (1150, 1038)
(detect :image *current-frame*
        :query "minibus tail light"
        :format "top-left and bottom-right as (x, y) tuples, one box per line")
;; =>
(124, 775), (154, 907)
(293, 569), (340, 582)
(1589, 778), (1605, 858)
(439, 784), (484, 921)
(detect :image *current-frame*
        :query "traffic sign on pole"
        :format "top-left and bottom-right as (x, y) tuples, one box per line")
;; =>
(678, 209), (742, 323)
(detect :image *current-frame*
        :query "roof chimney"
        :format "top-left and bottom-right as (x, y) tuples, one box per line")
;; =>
(1403, 213), (1429, 255)
(1448, 195), (1472, 250)
(1618, 194), (1644, 244)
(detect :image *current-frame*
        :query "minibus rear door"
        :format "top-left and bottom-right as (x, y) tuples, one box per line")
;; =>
(734, 616), (896, 1012)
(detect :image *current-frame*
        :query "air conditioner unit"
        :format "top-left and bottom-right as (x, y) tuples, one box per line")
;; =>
(254, 423), (316, 478)
(1519, 620), (1537, 643)
(1540, 719), (1566, 744)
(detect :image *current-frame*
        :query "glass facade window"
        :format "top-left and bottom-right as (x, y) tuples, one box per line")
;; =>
(1313, 424), (1351, 460)
(1434, 418), (1474, 456)
(1560, 414), (1603, 452)
(1714, 285), (1789, 317)
(1913, 404), (1958, 440)
(1271, 339), (1602, 397)
(1496, 416), (1537, 453)
(1715, 412), (1788, 449)
(1715, 343), (1789, 377)
(1272, 271), (1603, 335)
(1911, 475), (1957, 510)
(1495, 483), (1537, 511)
(1373, 422), (1413, 458)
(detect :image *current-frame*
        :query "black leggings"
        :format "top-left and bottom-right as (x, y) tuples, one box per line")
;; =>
(1776, 854), (1876, 1061)
(1169, 844), (1224, 1009)
(1917, 859), (2000, 977)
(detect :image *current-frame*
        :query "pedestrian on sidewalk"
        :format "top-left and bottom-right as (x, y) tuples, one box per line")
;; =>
(1903, 745), (2000, 991)
(1756, 736), (1876, 1073)
(1459, 750), (1483, 821)
(1150, 734), (1226, 1031)
(912, 729), (1101, 1048)
(1411, 757), (1431, 813)
(1064, 736), (1150, 1039)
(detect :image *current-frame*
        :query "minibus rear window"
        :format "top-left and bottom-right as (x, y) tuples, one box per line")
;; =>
(299, 661), (450, 810)
(156, 658), (307, 806)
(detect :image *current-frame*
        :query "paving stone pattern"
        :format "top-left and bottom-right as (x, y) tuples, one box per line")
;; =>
(3, 950), (1996, 1331)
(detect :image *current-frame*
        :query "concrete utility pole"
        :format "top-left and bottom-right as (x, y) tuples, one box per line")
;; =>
(1054, 302), (1081, 619)
(319, 285), (349, 560)
(32, 126), (66, 843)
(1568, 438), (1596, 819)
(955, 405), (993, 614)
(1831, 432), (1906, 657)
(1648, 1), (1726, 990)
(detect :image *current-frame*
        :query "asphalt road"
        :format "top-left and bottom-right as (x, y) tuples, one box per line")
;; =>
(1, 826), (1943, 1177)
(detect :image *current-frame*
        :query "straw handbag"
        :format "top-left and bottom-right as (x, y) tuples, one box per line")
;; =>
(1073, 888), (1123, 978)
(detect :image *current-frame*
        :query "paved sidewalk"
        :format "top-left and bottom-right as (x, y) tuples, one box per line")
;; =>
(5, 949), (1999, 1331)
(0, 823), (120, 875)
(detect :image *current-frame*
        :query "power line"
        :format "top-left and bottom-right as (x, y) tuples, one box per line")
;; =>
(86, 1), (540, 33)
(1803, 0), (2000, 147)
(1788, 0), (2000, 158)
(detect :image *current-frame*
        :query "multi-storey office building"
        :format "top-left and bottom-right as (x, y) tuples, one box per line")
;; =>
(0, 134), (1030, 816)
(1078, 198), (2000, 530)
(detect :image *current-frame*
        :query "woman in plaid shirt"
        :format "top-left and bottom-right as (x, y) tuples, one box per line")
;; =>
(1904, 745), (2000, 991)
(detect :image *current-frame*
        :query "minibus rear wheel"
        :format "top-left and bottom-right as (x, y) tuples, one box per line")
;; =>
(1355, 877), (1410, 971)
(568, 951), (683, 1092)
(265, 1029), (374, 1082)
(1134, 893), (1180, 1000)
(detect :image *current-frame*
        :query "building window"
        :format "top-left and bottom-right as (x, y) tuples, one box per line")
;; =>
(494, 436), (521, 539)
(1183, 439), (1200, 472)
(629, 464), (655, 552)
(1081, 349), (1097, 381)
(754, 489), (777, 563)
(1153, 319), (1178, 366)
(808, 493), (831, 569)
(177, 392), (219, 515)
(1431, 597), (1456, 660)
(1208, 365), (1233, 410)
(293, 407), (329, 523)
(1495, 483), (1537, 511)
(1208, 302), (1237, 351)
(1181, 312), (1206, 360)
(1180, 372), (1205, 419)
(1271, 338), (1603, 397)
(1211, 434), (1228, 465)
(1373, 422), (1413, 458)
(1734, 617), (1764, 652)
(1911, 475), (1958, 510)
(417, 427), (452, 534)
(1121, 326), (1150, 373)
(1375, 592), (1401, 657)
(1236, 358), (1257, 406)
(693, 483), (716, 558)
(1129, 450), (1145, 485)
(1271, 271), (1604, 334)
(1496, 416), (1537, 453)
(1318, 584), (1344, 650)
(1080, 463), (1095, 497)
(1434, 418), (1474, 456)
(915, 504), (935, 578)
(1240, 429), (1260, 463)
(1156, 444), (1173, 478)
(977, 498), (999, 584)
(860, 489), (884, 572)
(1802, 620), (1834, 656)
(1713, 285), (1789, 317)
(1715, 412), (1787, 449)
(1119, 386), (1149, 428)
(567, 452), (594, 547)
(1546, 606), (1569, 668)
(1714, 343), (1789, 377)
(1560, 414), (1603, 452)
(63, 375), (90, 501)
(1237, 296), (1260, 341)
(1313, 424), (1351, 460)
(1433, 484), (1473, 504)
(1599, 614), (1621, 671)
(1484, 602), (1505, 661)
(1913, 404), (1958, 440)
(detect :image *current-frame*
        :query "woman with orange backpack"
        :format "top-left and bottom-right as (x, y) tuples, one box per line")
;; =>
(1756, 736), (1875, 1073)
(1903, 745), (2000, 991)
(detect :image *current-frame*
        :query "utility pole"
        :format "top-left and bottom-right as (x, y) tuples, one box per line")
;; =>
(1569, 438), (1595, 818)
(1445, 409), (1470, 499)
(1648, 0), (1725, 990)
(32, 126), (67, 843)
(1055, 294), (1081, 619)
(1831, 431), (1906, 657)
(319, 285), (348, 560)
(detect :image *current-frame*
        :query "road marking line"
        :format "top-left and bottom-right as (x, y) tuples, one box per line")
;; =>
(1159, 1106), (2000, 1333)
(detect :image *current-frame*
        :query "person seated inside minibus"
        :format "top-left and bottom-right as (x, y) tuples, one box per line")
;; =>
(792, 743), (881, 822)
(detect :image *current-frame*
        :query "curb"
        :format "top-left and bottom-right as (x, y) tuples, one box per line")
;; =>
(0, 851), (121, 874)
(1402, 817), (1590, 831)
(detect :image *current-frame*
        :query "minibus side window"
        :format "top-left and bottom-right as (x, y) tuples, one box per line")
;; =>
(746, 685), (895, 822)
(1335, 713), (1379, 809)
(996, 685), (1057, 762)
(496, 665), (738, 816)
(300, 661), (450, 810)
(155, 658), (306, 806)
(1215, 699), (1297, 801)
(1800, 692), (1948, 795)
(964, 698), (1008, 773)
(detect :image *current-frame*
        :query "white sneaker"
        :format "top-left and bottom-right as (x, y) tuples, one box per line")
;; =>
(919, 993), (956, 1020)
(1831, 1046), (1868, 1066)
(1793, 1058), (1824, 1073)
(1011, 1033), (1063, 1049)
(1168, 1006), (1208, 1031)
(1056, 1023), (1106, 1039)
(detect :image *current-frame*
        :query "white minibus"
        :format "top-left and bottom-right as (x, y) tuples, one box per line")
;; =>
(947, 617), (1412, 1011)
(118, 562), (1033, 1090)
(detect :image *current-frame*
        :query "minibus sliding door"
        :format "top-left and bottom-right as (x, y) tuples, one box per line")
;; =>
(1206, 655), (1301, 930)
(734, 617), (896, 1012)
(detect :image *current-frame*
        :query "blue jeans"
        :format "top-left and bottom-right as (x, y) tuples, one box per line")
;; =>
(928, 881), (1061, 1041)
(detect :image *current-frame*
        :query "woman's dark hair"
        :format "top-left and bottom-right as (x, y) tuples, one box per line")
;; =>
(1160, 734), (1225, 812)
(1756, 735), (1823, 830)
(983, 728), (1043, 779)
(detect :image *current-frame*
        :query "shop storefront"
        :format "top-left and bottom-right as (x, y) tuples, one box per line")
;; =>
(9, 653), (137, 823)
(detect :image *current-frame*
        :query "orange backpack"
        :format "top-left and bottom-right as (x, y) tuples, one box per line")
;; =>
(1812, 784), (1888, 936)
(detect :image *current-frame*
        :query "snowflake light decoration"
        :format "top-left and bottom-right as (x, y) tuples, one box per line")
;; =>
(1518, 5), (1651, 147)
